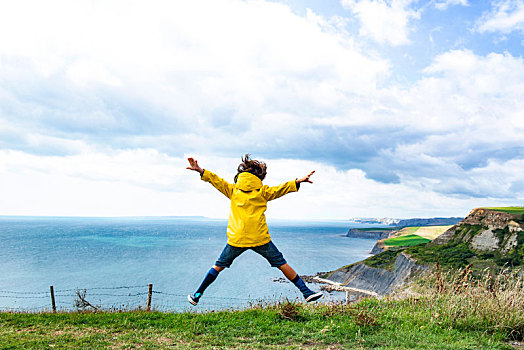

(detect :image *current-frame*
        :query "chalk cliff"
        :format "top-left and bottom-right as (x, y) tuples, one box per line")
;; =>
(370, 241), (385, 254)
(324, 252), (427, 295)
(346, 228), (394, 240)
(432, 208), (523, 253)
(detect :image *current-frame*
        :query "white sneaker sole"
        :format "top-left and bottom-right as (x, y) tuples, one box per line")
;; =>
(187, 294), (198, 306)
(305, 292), (323, 303)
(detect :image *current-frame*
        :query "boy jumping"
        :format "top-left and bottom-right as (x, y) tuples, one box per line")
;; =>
(186, 154), (322, 305)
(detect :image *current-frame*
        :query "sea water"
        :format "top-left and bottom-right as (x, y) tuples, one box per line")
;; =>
(0, 217), (379, 311)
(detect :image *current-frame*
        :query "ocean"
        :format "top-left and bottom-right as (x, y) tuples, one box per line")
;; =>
(0, 217), (379, 311)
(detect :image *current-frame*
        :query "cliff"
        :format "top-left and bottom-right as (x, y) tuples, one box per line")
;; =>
(325, 207), (524, 297)
(432, 208), (524, 254)
(347, 217), (463, 226)
(348, 218), (400, 225)
(324, 252), (427, 295)
(396, 217), (463, 227)
(346, 228), (395, 240)
(370, 241), (385, 254)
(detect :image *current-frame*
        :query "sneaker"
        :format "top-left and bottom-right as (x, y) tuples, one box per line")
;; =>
(187, 293), (202, 306)
(304, 291), (323, 303)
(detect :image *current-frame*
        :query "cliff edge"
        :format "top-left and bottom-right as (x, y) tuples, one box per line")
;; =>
(323, 252), (427, 295)
(432, 208), (523, 252)
(324, 207), (524, 296)
(346, 228), (394, 240)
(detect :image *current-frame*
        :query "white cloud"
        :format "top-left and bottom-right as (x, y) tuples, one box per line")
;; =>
(307, 48), (524, 200)
(0, 149), (485, 219)
(0, 1), (523, 218)
(0, 0), (389, 144)
(476, 0), (524, 34)
(66, 60), (122, 88)
(434, 0), (468, 11)
(0, 149), (237, 218)
(422, 50), (524, 95)
(315, 49), (524, 132)
(341, 0), (421, 45)
(372, 49), (524, 195)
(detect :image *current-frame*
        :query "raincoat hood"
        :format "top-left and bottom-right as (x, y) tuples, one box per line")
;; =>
(235, 172), (263, 191)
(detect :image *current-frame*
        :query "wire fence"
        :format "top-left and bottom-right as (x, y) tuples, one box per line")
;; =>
(0, 284), (294, 312)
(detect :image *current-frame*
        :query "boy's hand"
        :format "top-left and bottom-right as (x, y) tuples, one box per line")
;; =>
(297, 170), (315, 184)
(187, 157), (204, 175)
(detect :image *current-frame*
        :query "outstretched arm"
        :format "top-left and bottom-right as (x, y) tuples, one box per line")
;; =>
(264, 170), (315, 201)
(186, 157), (204, 176)
(187, 157), (234, 199)
(295, 170), (315, 186)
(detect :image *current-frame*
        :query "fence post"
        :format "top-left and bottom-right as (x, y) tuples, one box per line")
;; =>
(50, 286), (56, 312)
(147, 283), (153, 311)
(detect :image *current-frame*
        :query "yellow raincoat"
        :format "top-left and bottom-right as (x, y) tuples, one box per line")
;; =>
(201, 170), (299, 247)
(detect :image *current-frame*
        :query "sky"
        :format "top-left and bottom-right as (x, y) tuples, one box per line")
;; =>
(0, 0), (523, 220)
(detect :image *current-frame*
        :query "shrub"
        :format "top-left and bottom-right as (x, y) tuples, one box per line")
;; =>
(277, 301), (301, 321)
(407, 241), (476, 268)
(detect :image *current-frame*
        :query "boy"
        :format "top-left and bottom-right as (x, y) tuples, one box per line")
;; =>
(186, 154), (322, 305)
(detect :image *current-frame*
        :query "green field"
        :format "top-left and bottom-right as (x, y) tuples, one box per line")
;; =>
(484, 207), (524, 215)
(355, 227), (396, 231)
(384, 234), (431, 247)
(401, 226), (421, 235)
(0, 295), (518, 349)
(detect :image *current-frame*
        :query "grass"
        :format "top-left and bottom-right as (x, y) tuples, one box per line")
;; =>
(407, 242), (476, 268)
(384, 234), (431, 247)
(1, 284), (521, 350)
(414, 266), (524, 340)
(484, 207), (524, 215)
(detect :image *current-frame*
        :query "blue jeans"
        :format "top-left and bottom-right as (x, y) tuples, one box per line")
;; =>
(215, 241), (287, 268)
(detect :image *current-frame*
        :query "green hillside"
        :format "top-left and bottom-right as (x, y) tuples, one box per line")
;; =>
(384, 234), (431, 247)
(484, 207), (524, 215)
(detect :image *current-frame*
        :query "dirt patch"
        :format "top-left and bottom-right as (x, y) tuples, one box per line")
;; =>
(14, 326), (38, 334)
(51, 326), (108, 337)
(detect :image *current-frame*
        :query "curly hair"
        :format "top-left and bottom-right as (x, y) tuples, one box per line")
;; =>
(234, 154), (267, 182)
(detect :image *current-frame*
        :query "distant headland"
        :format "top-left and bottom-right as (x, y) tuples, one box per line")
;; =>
(347, 216), (463, 226)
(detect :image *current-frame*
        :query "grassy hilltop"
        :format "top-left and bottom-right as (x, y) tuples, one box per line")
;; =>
(2, 280), (523, 350)
(485, 207), (524, 215)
